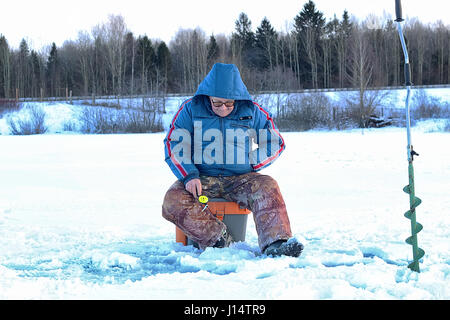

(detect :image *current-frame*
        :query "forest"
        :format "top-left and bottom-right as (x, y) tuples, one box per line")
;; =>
(0, 0), (449, 100)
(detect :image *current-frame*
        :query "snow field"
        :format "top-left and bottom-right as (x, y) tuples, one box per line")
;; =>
(0, 126), (448, 299)
(0, 88), (449, 299)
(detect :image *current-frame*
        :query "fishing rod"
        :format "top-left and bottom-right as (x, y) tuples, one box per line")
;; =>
(395, 0), (424, 272)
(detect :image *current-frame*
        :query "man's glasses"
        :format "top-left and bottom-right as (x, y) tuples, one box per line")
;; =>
(211, 99), (234, 108)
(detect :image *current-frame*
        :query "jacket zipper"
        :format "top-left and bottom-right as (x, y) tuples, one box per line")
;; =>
(220, 117), (225, 171)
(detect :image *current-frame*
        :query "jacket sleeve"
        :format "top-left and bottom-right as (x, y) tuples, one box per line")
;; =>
(164, 100), (200, 184)
(251, 102), (286, 171)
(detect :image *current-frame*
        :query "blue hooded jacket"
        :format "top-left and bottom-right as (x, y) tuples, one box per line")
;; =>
(164, 63), (285, 184)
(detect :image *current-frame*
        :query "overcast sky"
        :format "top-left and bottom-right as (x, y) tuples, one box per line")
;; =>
(1, 0), (447, 50)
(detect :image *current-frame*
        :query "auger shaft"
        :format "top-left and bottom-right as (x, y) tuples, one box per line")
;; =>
(395, 0), (424, 272)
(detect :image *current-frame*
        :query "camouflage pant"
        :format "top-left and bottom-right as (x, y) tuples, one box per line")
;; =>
(162, 172), (292, 251)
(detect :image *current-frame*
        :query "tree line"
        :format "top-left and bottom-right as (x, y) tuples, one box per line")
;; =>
(0, 0), (449, 100)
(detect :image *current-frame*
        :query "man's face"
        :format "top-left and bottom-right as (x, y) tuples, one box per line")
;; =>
(209, 96), (235, 117)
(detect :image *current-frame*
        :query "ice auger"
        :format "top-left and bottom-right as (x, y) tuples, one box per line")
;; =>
(395, 0), (424, 272)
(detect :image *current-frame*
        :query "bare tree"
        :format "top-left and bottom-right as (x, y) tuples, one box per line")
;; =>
(383, 20), (401, 86)
(103, 14), (128, 97)
(214, 34), (230, 63)
(91, 24), (109, 95)
(76, 31), (92, 96)
(346, 26), (388, 128)
(434, 21), (448, 84)
(170, 28), (208, 93)
(124, 32), (136, 96)
(406, 19), (429, 85)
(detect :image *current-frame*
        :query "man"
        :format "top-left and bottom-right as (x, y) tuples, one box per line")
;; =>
(162, 63), (303, 257)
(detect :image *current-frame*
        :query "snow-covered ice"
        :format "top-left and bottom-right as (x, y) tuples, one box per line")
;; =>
(0, 91), (449, 299)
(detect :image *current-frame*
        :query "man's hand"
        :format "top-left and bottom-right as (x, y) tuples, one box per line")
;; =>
(185, 178), (202, 198)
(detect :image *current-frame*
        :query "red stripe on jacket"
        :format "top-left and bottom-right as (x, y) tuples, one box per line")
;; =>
(253, 102), (285, 170)
(165, 99), (192, 177)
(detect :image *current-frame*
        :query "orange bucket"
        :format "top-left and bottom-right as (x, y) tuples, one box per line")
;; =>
(176, 198), (250, 246)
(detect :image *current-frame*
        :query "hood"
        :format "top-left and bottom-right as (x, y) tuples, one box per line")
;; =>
(194, 63), (252, 101)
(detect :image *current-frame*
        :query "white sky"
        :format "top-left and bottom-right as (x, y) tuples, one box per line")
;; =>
(1, 0), (448, 50)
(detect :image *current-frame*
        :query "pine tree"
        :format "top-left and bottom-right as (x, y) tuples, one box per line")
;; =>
(124, 32), (136, 95)
(340, 10), (353, 36)
(0, 35), (11, 98)
(46, 42), (60, 97)
(30, 50), (42, 98)
(207, 34), (219, 68)
(18, 39), (31, 97)
(255, 17), (278, 71)
(156, 41), (171, 92)
(294, 0), (325, 32)
(234, 12), (255, 49)
(231, 12), (256, 68)
(136, 35), (156, 94)
(336, 10), (353, 88)
(293, 0), (325, 88)
(323, 15), (340, 88)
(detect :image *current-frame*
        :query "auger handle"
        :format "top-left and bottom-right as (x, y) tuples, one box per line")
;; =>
(395, 0), (404, 22)
(404, 61), (412, 86)
(395, 0), (412, 85)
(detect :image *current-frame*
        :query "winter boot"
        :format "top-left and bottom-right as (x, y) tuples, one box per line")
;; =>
(263, 239), (304, 257)
(213, 228), (234, 248)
